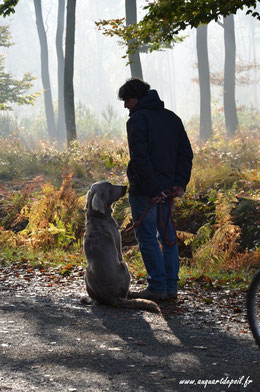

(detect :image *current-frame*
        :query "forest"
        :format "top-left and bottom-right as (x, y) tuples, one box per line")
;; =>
(0, 1), (260, 391)
(0, 0), (259, 291)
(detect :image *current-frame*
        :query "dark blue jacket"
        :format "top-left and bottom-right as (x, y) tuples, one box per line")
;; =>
(126, 89), (193, 198)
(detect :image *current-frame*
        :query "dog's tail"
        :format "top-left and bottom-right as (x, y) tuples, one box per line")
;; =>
(114, 298), (160, 313)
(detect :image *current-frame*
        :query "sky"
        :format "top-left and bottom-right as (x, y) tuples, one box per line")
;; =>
(1, 0), (260, 125)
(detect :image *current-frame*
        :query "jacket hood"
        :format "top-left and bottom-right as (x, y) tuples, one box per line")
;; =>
(130, 89), (164, 115)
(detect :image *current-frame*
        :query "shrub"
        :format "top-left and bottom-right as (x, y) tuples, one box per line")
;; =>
(0, 127), (259, 272)
(19, 174), (85, 249)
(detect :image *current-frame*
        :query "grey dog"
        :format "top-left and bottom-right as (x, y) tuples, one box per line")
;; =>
(81, 180), (160, 313)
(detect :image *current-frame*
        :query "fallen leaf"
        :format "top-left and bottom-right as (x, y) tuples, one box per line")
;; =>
(203, 297), (212, 304)
(136, 341), (147, 346)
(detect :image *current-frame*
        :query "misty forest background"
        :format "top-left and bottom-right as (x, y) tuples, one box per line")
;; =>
(0, 0), (259, 289)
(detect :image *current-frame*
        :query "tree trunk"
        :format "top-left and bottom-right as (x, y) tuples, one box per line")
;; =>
(125, 0), (143, 79)
(250, 18), (258, 109)
(196, 24), (212, 142)
(64, 0), (77, 147)
(224, 15), (238, 137)
(33, 0), (56, 143)
(56, 0), (66, 148)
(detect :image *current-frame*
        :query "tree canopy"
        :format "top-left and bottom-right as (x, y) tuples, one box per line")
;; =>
(0, 0), (19, 17)
(0, 26), (39, 110)
(96, 0), (260, 54)
(0, 25), (12, 47)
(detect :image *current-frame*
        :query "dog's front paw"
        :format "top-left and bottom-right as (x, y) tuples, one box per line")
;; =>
(80, 295), (93, 305)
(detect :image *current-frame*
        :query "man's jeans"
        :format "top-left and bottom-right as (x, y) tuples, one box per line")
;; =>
(129, 193), (179, 294)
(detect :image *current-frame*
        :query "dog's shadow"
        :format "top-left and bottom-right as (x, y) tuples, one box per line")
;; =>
(90, 302), (179, 355)
(89, 297), (260, 391)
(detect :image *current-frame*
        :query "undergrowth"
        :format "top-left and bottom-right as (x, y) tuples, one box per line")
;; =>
(0, 124), (259, 287)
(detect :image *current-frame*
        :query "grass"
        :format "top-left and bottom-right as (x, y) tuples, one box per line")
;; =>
(179, 265), (254, 291)
(0, 246), (84, 268)
(0, 245), (256, 290)
(0, 137), (129, 185)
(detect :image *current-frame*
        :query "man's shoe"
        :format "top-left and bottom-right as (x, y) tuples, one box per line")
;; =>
(167, 292), (177, 300)
(128, 288), (168, 301)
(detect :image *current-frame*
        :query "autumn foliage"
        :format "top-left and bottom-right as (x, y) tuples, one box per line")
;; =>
(0, 127), (259, 278)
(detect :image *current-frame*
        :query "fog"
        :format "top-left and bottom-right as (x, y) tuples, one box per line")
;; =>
(2, 0), (260, 129)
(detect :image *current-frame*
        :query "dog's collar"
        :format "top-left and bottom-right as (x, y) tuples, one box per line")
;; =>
(87, 212), (105, 218)
(86, 212), (113, 219)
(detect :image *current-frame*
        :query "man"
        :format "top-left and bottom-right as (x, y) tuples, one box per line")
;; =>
(118, 78), (193, 301)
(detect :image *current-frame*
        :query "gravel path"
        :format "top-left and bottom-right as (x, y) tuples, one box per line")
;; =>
(0, 271), (259, 392)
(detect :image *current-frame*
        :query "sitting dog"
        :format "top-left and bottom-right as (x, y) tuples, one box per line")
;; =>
(81, 180), (160, 313)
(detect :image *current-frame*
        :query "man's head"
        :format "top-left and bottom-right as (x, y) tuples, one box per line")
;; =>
(118, 78), (150, 111)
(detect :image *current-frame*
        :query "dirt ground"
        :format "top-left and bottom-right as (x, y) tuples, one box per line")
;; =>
(0, 269), (259, 392)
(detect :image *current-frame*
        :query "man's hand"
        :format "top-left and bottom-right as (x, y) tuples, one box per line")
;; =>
(172, 186), (184, 197)
(152, 191), (168, 203)
(153, 187), (184, 203)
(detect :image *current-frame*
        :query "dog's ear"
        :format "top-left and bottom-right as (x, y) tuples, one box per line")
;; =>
(91, 192), (106, 215)
(84, 190), (91, 211)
